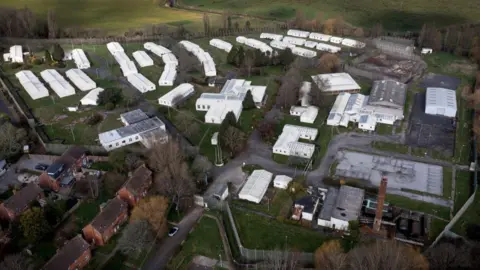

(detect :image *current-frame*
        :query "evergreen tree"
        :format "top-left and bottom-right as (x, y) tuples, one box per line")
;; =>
(51, 43), (64, 62)
(242, 90), (255, 109)
(227, 16), (232, 30)
(227, 45), (238, 65)
(236, 46), (245, 67)
(44, 50), (52, 65)
(278, 48), (295, 67)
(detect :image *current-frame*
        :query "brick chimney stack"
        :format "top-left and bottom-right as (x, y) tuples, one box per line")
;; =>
(373, 176), (388, 231)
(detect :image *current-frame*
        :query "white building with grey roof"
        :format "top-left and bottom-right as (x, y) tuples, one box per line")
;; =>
(317, 185), (365, 230)
(425, 87), (457, 118)
(99, 109), (167, 151)
(273, 124), (318, 159)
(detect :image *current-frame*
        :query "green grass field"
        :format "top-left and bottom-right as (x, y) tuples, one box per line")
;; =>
(181, 0), (480, 30)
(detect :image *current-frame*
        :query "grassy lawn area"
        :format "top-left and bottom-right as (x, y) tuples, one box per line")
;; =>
(168, 216), (225, 269)
(385, 194), (450, 220)
(451, 188), (479, 237)
(231, 208), (328, 252)
(443, 167), (453, 200)
(453, 171), (473, 214)
(232, 188), (294, 218)
(371, 141), (409, 154)
(376, 124), (393, 135)
(429, 218), (449, 240)
(72, 194), (110, 229)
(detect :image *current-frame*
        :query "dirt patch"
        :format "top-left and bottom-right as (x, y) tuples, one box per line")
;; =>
(446, 62), (477, 76)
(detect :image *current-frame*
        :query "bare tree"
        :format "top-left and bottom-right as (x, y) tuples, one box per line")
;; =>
(220, 126), (247, 157)
(174, 111), (200, 138)
(102, 172), (127, 196)
(318, 53), (340, 73)
(425, 240), (472, 270)
(0, 122), (28, 160)
(0, 253), (33, 270)
(191, 155), (213, 183)
(47, 9), (57, 39)
(315, 240), (348, 270)
(244, 49), (256, 77)
(262, 249), (301, 270)
(118, 219), (155, 256)
(131, 196), (169, 235)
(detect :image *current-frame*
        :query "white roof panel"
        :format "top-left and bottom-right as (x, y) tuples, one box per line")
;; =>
(158, 83), (194, 106)
(309, 32), (332, 42)
(162, 53), (178, 65)
(40, 69), (75, 98)
(287, 29), (310, 38)
(260, 33), (284, 41)
(127, 73), (155, 93)
(80, 87), (104, 106)
(311, 73), (361, 92)
(106, 42), (124, 54)
(426, 87), (457, 110)
(132, 51), (154, 67)
(159, 64), (177, 86)
(65, 68), (96, 91)
(15, 70), (49, 100)
(238, 170), (273, 203)
(282, 36), (306, 46)
(71, 49), (90, 69)
(209, 39), (232, 52)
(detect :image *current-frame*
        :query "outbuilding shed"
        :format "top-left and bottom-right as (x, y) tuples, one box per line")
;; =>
(425, 87), (457, 117)
(158, 83), (195, 107)
(159, 64), (177, 86)
(65, 69), (96, 91)
(132, 51), (154, 67)
(80, 87), (104, 106)
(209, 39), (232, 52)
(238, 170), (273, 203)
(106, 42), (124, 55)
(15, 70), (49, 100)
(273, 124), (318, 159)
(287, 29), (310, 38)
(40, 69), (76, 98)
(127, 73), (155, 93)
(273, 175), (293, 189)
(316, 43), (341, 53)
(71, 49), (90, 69)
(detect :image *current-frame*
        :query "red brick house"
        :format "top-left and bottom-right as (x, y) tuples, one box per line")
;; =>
(43, 235), (91, 270)
(0, 183), (43, 221)
(82, 198), (128, 246)
(117, 165), (152, 206)
(39, 146), (87, 191)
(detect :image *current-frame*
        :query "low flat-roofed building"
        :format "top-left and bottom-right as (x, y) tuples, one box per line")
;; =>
(273, 175), (293, 189)
(132, 50), (154, 67)
(273, 124), (317, 159)
(238, 170), (273, 203)
(317, 186), (364, 230)
(311, 73), (361, 94)
(287, 29), (310, 38)
(425, 87), (457, 118)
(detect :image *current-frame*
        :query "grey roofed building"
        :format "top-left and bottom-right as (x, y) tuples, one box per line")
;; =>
(43, 235), (90, 270)
(120, 109), (149, 125)
(318, 188), (339, 221)
(294, 195), (319, 214)
(368, 80), (407, 110)
(90, 198), (128, 234)
(331, 185), (365, 222)
(98, 117), (166, 145)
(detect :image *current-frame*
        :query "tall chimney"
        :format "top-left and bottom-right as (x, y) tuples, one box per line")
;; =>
(373, 176), (388, 231)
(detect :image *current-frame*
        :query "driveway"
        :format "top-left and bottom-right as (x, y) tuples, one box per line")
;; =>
(0, 155), (53, 192)
(142, 207), (204, 270)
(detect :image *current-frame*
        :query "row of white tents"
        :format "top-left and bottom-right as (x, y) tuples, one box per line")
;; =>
(179, 40), (217, 77)
(287, 29), (366, 48)
(143, 42), (177, 86)
(40, 69), (76, 98)
(263, 33), (342, 54)
(209, 39), (232, 53)
(158, 83), (195, 107)
(236, 36), (273, 55)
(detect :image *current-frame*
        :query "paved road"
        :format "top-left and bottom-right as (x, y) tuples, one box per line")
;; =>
(142, 207), (204, 270)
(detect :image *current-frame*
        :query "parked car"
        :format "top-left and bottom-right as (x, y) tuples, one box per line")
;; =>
(34, 163), (49, 171)
(168, 227), (179, 237)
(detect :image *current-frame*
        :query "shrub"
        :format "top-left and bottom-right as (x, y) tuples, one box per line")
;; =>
(54, 61), (66, 68)
(105, 102), (115, 110)
(9, 62), (22, 69)
(86, 113), (103, 126)
(32, 59), (43, 65)
(51, 43), (65, 62)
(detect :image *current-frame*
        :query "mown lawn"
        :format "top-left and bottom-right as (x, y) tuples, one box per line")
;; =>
(371, 141), (409, 154)
(453, 171), (473, 215)
(385, 194), (450, 220)
(451, 188), (480, 237)
(232, 188), (294, 218)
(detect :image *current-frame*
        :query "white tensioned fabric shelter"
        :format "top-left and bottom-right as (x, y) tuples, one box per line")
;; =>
(127, 73), (155, 93)
(209, 39), (233, 52)
(329, 36), (344, 44)
(159, 64), (177, 86)
(80, 87), (104, 106)
(132, 51), (154, 67)
(238, 170), (274, 203)
(203, 58), (217, 77)
(270, 40), (295, 50)
(300, 106), (319, 124)
(309, 32), (332, 42)
(425, 87), (457, 117)
(40, 69), (76, 98)
(260, 33), (283, 41)
(341, 38), (366, 48)
(244, 38), (273, 54)
(9, 45), (23, 63)
(273, 124), (318, 158)
(316, 43), (341, 53)
(292, 47), (317, 58)
(236, 36), (247, 44)
(162, 53), (178, 66)
(106, 42), (124, 55)
(179, 40), (203, 54)
(65, 69), (96, 91)
(304, 40), (318, 48)
(144, 42), (171, 57)
(311, 73), (361, 94)
(273, 175), (293, 189)
(119, 60), (138, 77)
(158, 83), (195, 107)
(327, 93), (351, 126)
(71, 49), (90, 69)
(282, 36), (306, 46)
(15, 70), (49, 100)
(287, 29), (310, 38)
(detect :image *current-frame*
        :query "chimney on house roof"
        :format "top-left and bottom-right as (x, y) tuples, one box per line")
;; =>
(373, 176), (388, 231)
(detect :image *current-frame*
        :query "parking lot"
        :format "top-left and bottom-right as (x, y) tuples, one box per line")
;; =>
(0, 155), (53, 192)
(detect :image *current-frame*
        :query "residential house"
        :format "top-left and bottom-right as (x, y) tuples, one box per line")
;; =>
(39, 146), (87, 192)
(117, 165), (153, 206)
(43, 235), (91, 270)
(291, 196), (320, 221)
(82, 198), (128, 246)
(0, 183), (43, 221)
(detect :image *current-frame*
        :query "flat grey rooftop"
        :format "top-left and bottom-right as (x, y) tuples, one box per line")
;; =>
(99, 117), (165, 144)
(332, 185), (365, 222)
(335, 151), (443, 196)
(318, 187), (338, 221)
(121, 109), (149, 125)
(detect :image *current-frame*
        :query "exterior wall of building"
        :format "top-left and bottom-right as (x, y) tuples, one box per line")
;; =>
(323, 89), (360, 95)
(101, 133), (142, 151)
(317, 218), (332, 228)
(330, 217), (350, 230)
(358, 122), (376, 131)
(302, 212), (313, 221)
(68, 248), (92, 270)
(82, 209), (128, 246)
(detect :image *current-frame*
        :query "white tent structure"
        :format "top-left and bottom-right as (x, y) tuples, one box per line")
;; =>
(282, 36), (306, 46)
(236, 36), (247, 44)
(309, 32), (332, 42)
(119, 60), (138, 77)
(304, 40), (318, 48)
(292, 47), (317, 58)
(425, 87), (457, 117)
(341, 38), (366, 48)
(273, 124), (318, 159)
(40, 69), (76, 98)
(3, 53), (10, 62)
(270, 40), (295, 50)
(9, 45), (23, 63)
(326, 93), (351, 126)
(80, 87), (104, 106)
(179, 40), (203, 54)
(65, 69), (96, 91)
(244, 38), (273, 54)
(260, 33), (283, 41)
(238, 170), (273, 203)
(159, 64), (177, 86)
(203, 58), (217, 77)
(316, 42), (342, 53)
(311, 73), (361, 94)
(329, 36), (344, 44)
(273, 175), (293, 189)
(144, 42), (171, 56)
(127, 73), (155, 93)
(209, 39), (232, 52)
(132, 51), (154, 67)
(106, 42), (124, 55)
(15, 70), (49, 100)
(71, 49), (90, 69)
(161, 53), (178, 66)
(158, 83), (195, 107)
(287, 29), (310, 38)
